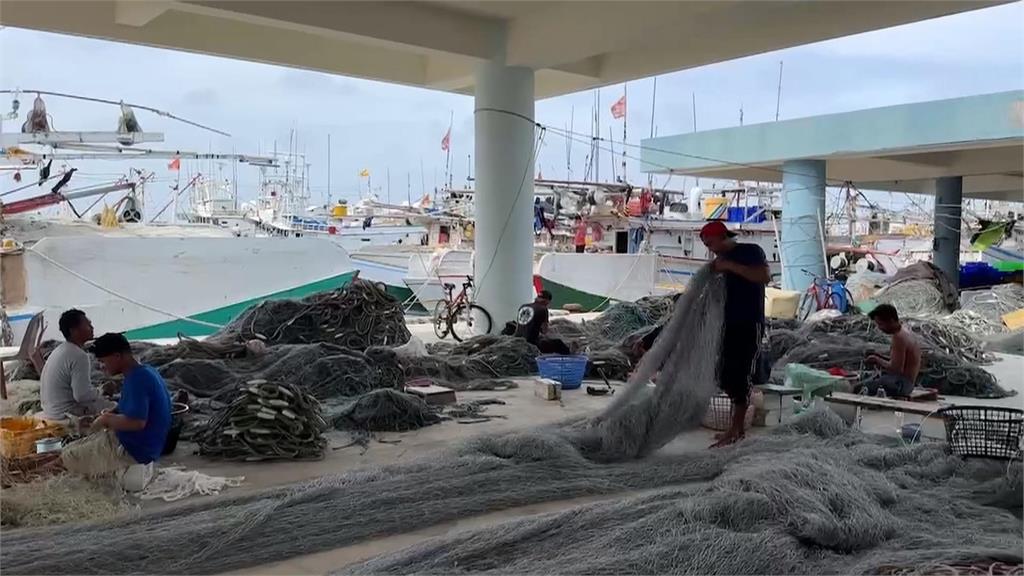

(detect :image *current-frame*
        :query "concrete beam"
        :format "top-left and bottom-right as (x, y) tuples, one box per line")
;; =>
(114, 0), (171, 27)
(0, 1), (430, 88)
(179, 1), (503, 60)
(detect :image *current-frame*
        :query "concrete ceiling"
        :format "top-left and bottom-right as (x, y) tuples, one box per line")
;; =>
(0, 0), (1006, 98)
(642, 91), (1024, 202)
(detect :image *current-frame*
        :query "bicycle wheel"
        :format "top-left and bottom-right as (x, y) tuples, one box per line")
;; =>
(449, 303), (492, 342)
(432, 300), (451, 339)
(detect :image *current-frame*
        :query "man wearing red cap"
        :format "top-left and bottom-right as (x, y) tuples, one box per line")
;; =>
(700, 221), (770, 447)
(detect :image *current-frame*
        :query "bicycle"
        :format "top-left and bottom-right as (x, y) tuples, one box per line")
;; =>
(796, 269), (855, 322)
(432, 277), (493, 342)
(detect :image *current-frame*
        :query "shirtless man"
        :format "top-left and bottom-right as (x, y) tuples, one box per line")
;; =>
(859, 304), (922, 397)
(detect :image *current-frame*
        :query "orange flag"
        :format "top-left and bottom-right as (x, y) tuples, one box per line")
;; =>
(168, 158), (181, 171)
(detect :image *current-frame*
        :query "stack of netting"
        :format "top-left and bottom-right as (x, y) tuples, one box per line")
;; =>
(874, 279), (948, 316)
(769, 315), (1010, 398)
(406, 336), (537, 390)
(194, 381), (328, 461)
(949, 284), (1024, 336)
(212, 279), (411, 349)
(4, 409), (1020, 575)
(803, 315), (993, 365)
(331, 388), (442, 432)
(156, 343), (403, 403)
(547, 294), (679, 380)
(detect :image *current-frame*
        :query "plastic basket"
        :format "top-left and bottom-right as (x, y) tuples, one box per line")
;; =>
(536, 355), (588, 390)
(701, 394), (754, 431)
(0, 417), (64, 458)
(938, 406), (1024, 460)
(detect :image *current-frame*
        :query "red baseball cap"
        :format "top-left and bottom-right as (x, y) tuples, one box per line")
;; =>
(699, 221), (737, 239)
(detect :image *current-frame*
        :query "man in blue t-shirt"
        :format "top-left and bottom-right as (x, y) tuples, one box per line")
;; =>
(90, 332), (172, 465)
(701, 221), (770, 448)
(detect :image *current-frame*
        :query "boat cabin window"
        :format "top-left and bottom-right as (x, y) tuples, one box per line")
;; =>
(438, 225), (450, 244)
(615, 231), (628, 254)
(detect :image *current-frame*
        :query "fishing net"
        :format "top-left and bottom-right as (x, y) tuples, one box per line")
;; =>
(771, 333), (1009, 398)
(874, 279), (948, 316)
(407, 336), (539, 388)
(0, 475), (130, 529)
(193, 381), (328, 462)
(330, 389), (442, 432)
(802, 314), (993, 365)
(343, 414), (1022, 575)
(3, 410), (1020, 575)
(212, 279), (411, 349)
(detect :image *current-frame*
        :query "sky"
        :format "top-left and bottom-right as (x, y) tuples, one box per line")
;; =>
(1, 2), (1022, 216)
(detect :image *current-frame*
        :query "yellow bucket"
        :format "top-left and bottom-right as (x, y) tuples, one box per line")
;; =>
(702, 196), (729, 220)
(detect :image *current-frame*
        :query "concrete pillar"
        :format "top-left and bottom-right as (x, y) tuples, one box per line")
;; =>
(933, 176), (963, 290)
(780, 159), (827, 292)
(473, 61), (535, 329)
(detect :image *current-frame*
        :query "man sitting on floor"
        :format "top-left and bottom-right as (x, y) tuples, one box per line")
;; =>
(857, 304), (922, 398)
(62, 332), (172, 480)
(515, 290), (572, 355)
(40, 309), (112, 422)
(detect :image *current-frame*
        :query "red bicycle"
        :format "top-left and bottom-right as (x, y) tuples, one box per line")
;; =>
(797, 269), (854, 321)
(432, 277), (493, 342)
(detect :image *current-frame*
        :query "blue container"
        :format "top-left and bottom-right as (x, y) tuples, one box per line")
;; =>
(726, 206), (766, 223)
(536, 355), (589, 390)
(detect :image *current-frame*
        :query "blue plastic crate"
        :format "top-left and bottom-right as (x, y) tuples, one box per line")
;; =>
(536, 355), (588, 390)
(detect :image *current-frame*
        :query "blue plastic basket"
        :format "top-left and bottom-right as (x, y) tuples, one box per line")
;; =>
(536, 355), (589, 390)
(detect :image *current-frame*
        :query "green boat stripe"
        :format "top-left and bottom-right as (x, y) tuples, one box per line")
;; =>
(124, 271), (357, 340)
(539, 276), (611, 312)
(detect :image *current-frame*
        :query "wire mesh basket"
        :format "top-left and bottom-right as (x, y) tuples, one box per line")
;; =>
(701, 394), (754, 432)
(938, 406), (1024, 460)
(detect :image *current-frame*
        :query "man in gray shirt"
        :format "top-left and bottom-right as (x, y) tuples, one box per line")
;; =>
(40, 309), (110, 421)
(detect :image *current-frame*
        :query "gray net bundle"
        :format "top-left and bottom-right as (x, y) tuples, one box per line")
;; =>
(158, 343), (403, 402)
(874, 279), (948, 316)
(406, 336), (539, 389)
(949, 284), (1024, 337)
(193, 381), (328, 461)
(212, 279), (411, 349)
(565, 265), (725, 462)
(772, 333), (1010, 398)
(802, 314), (992, 365)
(330, 389), (441, 432)
(343, 411), (1022, 576)
(4, 410), (1020, 576)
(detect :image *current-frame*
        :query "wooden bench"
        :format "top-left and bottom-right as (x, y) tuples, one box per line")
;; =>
(824, 391), (949, 430)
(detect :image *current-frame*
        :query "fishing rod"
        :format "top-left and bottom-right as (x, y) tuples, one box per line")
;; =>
(0, 89), (230, 137)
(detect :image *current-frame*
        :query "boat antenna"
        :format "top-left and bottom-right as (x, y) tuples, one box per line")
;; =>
(0, 89), (230, 136)
(775, 61), (784, 122)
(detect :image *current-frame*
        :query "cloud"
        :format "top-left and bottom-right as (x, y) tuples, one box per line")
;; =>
(181, 87), (220, 108)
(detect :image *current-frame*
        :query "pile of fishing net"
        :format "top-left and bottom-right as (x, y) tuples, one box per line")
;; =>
(346, 412), (1023, 575)
(3, 409), (1020, 575)
(193, 381), (328, 461)
(948, 284), (1024, 338)
(406, 336), (538, 390)
(545, 293), (679, 380)
(155, 343), (404, 404)
(211, 279), (411, 349)
(802, 314), (993, 365)
(874, 279), (949, 316)
(330, 389), (442, 432)
(768, 314), (1010, 398)
(770, 332), (1009, 398)
(0, 475), (130, 529)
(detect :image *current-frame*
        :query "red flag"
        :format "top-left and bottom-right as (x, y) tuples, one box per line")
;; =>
(441, 128), (451, 152)
(610, 95), (626, 119)
(168, 158), (181, 171)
